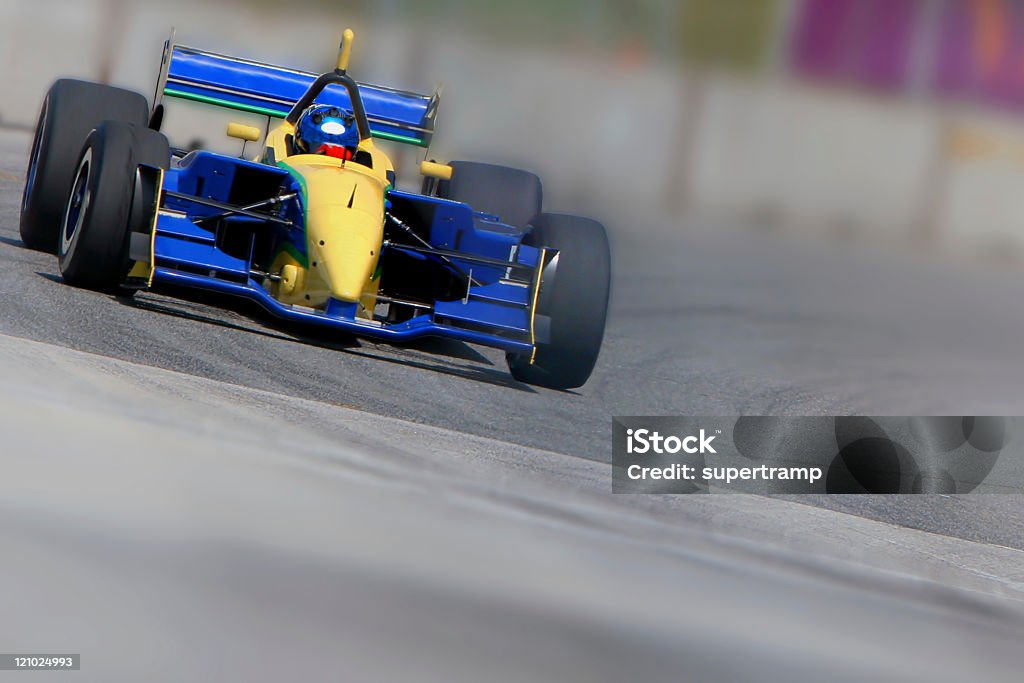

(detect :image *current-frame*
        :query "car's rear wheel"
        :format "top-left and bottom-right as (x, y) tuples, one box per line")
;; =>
(437, 161), (542, 229)
(59, 121), (169, 291)
(507, 214), (611, 389)
(20, 79), (150, 253)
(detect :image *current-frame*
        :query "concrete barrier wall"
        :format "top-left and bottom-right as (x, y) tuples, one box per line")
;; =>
(936, 114), (1024, 260)
(692, 77), (941, 241)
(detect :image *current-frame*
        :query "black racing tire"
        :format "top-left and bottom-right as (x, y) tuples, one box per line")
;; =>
(20, 79), (150, 253)
(58, 121), (169, 291)
(508, 214), (611, 389)
(437, 161), (542, 229)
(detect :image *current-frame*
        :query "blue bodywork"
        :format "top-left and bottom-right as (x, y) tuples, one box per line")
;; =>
(150, 152), (542, 355)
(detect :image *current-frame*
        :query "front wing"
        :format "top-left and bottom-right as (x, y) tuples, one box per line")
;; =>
(141, 181), (548, 355)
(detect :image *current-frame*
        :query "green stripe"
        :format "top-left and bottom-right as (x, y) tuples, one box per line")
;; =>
(165, 88), (286, 119)
(277, 240), (309, 269)
(277, 160), (309, 201)
(164, 88), (429, 148)
(371, 130), (429, 147)
(274, 161), (309, 268)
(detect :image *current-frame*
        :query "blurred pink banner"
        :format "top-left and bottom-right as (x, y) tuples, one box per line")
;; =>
(791, 0), (918, 90)
(792, 0), (1024, 112)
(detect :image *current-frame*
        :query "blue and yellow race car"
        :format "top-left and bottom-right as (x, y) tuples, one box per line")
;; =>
(19, 30), (610, 389)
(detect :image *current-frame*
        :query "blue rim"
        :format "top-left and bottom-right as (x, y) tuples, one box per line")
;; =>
(63, 160), (89, 248)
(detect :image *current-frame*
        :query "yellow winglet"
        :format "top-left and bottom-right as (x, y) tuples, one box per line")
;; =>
(527, 247), (550, 364)
(125, 168), (165, 288)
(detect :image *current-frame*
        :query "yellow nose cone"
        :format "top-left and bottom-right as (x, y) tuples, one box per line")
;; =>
(309, 206), (381, 302)
(289, 158), (386, 304)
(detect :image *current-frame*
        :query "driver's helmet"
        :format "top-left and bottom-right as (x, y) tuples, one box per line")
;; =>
(294, 104), (360, 159)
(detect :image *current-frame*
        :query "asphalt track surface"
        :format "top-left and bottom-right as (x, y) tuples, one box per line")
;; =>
(2, 129), (1023, 548)
(2, 128), (1024, 681)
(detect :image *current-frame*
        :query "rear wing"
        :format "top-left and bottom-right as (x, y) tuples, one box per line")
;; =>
(157, 42), (439, 148)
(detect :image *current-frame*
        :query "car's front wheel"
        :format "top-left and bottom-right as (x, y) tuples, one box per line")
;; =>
(20, 79), (150, 253)
(507, 213), (611, 389)
(59, 121), (168, 291)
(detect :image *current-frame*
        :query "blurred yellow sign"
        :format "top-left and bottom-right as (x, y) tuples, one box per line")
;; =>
(679, 0), (780, 70)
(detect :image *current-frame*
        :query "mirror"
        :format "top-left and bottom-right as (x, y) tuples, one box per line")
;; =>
(227, 122), (261, 143)
(420, 161), (453, 181)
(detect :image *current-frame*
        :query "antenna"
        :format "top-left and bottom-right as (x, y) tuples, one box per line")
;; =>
(336, 29), (355, 74)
